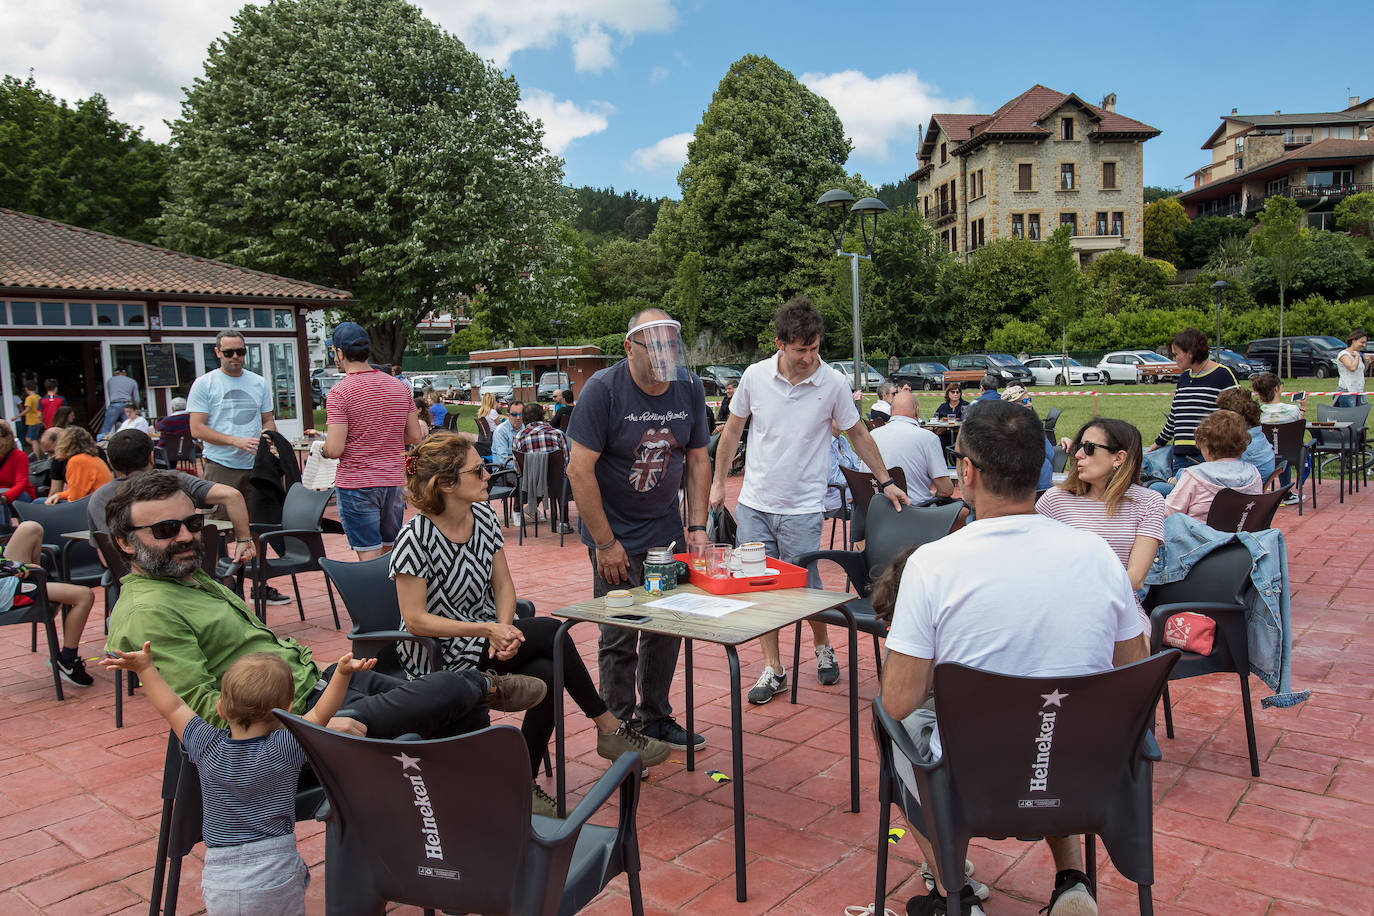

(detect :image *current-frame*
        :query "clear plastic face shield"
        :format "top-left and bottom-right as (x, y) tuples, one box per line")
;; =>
(626, 318), (687, 383)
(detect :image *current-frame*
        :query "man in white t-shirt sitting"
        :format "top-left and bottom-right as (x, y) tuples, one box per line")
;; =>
(865, 390), (953, 504)
(878, 399), (1144, 916)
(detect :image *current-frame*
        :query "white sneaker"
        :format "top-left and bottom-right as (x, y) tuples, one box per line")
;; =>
(920, 860), (989, 901)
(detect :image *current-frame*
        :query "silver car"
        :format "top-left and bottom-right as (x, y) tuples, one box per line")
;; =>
(478, 374), (515, 400)
(829, 360), (885, 390)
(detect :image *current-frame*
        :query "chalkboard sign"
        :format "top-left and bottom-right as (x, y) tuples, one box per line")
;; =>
(142, 343), (180, 388)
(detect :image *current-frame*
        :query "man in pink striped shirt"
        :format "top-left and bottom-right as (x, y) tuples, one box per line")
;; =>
(321, 322), (423, 559)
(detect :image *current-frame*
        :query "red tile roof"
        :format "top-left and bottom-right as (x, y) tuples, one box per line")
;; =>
(915, 85), (1159, 175)
(0, 208), (353, 302)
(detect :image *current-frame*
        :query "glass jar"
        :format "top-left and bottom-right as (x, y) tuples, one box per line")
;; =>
(644, 547), (680, 593)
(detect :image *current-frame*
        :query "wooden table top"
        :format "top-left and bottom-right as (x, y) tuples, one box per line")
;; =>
(553, 582), (855, 645)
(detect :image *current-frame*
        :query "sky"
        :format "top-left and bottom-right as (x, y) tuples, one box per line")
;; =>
(4, 0), (1372, 202)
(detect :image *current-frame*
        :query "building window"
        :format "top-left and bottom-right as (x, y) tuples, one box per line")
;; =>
(969, 169), (984, 199)
(1234, 158), (1244, 172)
(1095, 212), (1108, 236)
(1060, 163), (1075, 190)
(969, 219), (985, 250)
(1028, 214), (1041, 240)
(1267, 177), (1289, 195)
(1235, 137), (1245, 152)
(940, 142), (947, 164)
(1111, 211), (1124, 235)
(1018, 163), (1033, 191)
(1060, 212), (1077, 235)
(1011, 214), (1024, 238)
(1061, 117), (1074, 140)
(1308, 169), (1354, 188)
(924, 196), (930, 216)
(1102, 161), (1117, 189)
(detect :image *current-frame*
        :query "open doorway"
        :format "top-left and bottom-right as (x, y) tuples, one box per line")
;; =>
(6, 341), (104, 430)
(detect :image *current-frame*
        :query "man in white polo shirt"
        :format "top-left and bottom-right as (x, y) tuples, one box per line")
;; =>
(866, 389), (953, 504)
(710, 297), (908, 704)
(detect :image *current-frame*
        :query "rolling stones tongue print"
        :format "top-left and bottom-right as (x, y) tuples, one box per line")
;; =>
(628, 426), (679, 492)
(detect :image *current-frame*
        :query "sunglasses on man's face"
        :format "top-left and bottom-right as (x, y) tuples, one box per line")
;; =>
(218, 348), (247, 358)
(132, 514), (207, 540)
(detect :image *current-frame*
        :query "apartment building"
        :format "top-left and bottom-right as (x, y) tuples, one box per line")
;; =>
(1179, 96), (1374, 228)
(910, 85), (1159, 265)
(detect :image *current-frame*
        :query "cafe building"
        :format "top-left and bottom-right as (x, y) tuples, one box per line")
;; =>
(0, 208), (355, 439)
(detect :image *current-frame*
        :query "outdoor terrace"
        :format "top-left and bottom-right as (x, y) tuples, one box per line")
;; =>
(0, 471), (1371, 915)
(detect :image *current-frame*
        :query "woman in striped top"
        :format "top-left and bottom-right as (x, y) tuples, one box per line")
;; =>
(1149, 328), (1238, 477)
(1037, 418), (1165, 603)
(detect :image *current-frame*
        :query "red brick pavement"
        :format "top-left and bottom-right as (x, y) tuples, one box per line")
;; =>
(1, 473), (1371, 914)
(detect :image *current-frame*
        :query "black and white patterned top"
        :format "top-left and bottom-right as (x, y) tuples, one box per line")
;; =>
(389, 504), (504, 678)
(182, 716), (307, 847)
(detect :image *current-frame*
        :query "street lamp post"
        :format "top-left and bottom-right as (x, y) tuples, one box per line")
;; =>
(1211, 279), (1230, 355)
(817, 190), (888, 393)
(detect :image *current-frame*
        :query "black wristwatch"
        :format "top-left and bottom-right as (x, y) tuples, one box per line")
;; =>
(876, 479), (896, 491)
(688, 525), (707, 533)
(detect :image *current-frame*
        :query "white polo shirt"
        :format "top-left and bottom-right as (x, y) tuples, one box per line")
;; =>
(731, 353), (860, 515)
(864, 416), (950, 502)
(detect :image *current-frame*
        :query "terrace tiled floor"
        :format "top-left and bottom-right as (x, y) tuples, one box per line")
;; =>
(2, 473), (1373, 915)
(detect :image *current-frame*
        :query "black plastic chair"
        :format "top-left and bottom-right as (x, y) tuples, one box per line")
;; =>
(870, 652), (1179, 916)
(1143, 542), (1261, 776)
(274, 713), (645, 916)
(1050, 444), (1070, 473)
(514, 448), (568, 546)
(790, 497), (966, 703)
(319, 556), (549, 775)
(1042, 406), (1063, 443)
(146, 730), (324, 916)
(0, 566), (66, 700)
(13, 496), (104, 588)
(1261, 419), (1309, 515)
(1310, 403), (1370, 502)
(1205, 486), (1288, 533)
(838, 465), (908, 545)
(252, 484), (340, 628)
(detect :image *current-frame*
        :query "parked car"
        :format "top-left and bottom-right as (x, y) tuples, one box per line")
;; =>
(412, 373), (467, 394)
(889, 361), (948, 390)
(829, 360), (886, 390)
(944, 352), (1034, 388)
(698, 365), (742, 395)
(1245, 336), (1344, 378)
(1214, 348), (1267, 379)
(1023, 356), (1105, 386)
(478, 374), (515, 401)
(312, 372), (345, 407)
(1097, 350), (1179, 384)
(536, 372), (569, 401)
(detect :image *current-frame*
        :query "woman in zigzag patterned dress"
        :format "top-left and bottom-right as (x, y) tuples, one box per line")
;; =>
(390, 433), (672, 813)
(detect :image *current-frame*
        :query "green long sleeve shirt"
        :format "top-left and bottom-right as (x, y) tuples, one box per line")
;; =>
(106, 569), (320, 729)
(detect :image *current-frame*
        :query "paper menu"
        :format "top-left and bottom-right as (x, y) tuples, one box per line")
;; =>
(643, 594), (755, 618)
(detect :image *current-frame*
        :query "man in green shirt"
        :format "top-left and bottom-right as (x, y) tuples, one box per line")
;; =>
(104, 471), (544, 736)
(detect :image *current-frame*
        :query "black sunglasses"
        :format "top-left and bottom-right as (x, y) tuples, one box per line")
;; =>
(218, 347), (247, 358)
(1077, 440), (1116, 457)
(132, 514), (207, 539)
(949, 448), (981, 470)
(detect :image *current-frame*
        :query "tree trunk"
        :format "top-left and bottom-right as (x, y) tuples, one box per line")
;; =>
(1278, 284), (1286, 378)
(369, 321), (408, 367)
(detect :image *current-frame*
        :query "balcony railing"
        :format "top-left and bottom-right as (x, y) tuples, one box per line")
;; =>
(1284, 134), (1314, 146)
(928, 200), (956, 223)
(1246, 182), (1374, 213)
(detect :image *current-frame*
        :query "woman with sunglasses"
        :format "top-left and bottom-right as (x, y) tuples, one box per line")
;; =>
(933, 383), (966, 421)
(1036, 419), (1164, 615)
(389, 432), (672, 816)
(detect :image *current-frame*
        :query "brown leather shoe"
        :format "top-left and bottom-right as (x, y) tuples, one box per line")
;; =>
(485, 671), (547, 711)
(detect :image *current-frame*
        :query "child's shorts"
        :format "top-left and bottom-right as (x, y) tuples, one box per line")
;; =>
(201, 833), (308, 916)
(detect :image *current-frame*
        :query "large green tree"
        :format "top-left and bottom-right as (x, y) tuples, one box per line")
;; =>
(157, 0), (567, 363)
(0, 74), (167, 242)
(1143, 198), (1189, 264)
(651, 54), (851, 346)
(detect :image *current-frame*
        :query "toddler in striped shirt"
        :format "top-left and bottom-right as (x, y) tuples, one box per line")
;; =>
(101, 643), (374, 916)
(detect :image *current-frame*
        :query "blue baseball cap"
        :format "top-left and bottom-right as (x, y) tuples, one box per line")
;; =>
(331, 321), (371, 355)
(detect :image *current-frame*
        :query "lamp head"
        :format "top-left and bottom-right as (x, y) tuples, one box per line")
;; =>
(817, 189), (856, 250)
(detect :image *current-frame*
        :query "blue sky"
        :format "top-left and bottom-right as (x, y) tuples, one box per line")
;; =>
(4, 0), (1371, 201)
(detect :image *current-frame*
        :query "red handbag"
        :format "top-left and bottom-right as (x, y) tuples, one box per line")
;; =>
(1163, 612), (1216, 655)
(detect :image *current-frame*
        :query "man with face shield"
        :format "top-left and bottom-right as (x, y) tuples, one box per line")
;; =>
(566, 309), (713, 751)
(711, 297), (909, 706)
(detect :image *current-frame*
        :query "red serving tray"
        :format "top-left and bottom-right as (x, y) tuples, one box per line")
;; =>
(674, 553), (809, 594)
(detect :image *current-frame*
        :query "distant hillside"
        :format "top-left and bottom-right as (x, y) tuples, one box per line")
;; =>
(569, 185), (668, 242)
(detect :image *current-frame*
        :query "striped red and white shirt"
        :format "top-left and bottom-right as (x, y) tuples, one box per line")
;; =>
(1035, 484), (1165, 573)
(326, 370), (415, 488)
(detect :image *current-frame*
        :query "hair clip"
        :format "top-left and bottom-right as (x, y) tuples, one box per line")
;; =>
(404, 453), (419, 476)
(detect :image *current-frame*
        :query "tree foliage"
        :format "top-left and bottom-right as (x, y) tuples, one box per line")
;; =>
(1176, 216), (1250, 269)
(650, 54), (852, 346)
(0, 74), (168, 242)
(156, 0), (567, 363)
(875, 178), (922, 211)
(1143, 186), (1181, 205)
(1251, 195), (1309, 357)
(570, 186), (665, 242)
(1335, 192), (1374, 238)
(1143, 198), (1189, 264)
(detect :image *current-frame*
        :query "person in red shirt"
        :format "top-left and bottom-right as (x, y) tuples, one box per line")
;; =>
(39, 379), (66, 428)
(0, 420), (37, 523)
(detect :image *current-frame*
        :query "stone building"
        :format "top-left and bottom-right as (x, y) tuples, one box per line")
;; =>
(1178, 95), (1374, 228)
(910, 85), (1159, 265)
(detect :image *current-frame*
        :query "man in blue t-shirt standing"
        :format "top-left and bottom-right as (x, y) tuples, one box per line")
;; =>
(188, 330), (288, 604)
(566, 308), (712, 751)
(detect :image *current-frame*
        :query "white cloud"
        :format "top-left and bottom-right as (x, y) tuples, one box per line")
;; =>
(628, 132), (692, 172)
(422, 0), (677, 71)
(518, 89), (612, 154)
(650, 66), (670, 85)
(801, 69), (977, 162)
